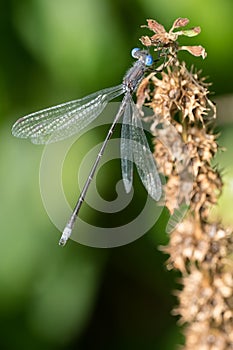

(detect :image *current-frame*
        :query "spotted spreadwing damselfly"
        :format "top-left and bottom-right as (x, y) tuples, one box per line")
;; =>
(12, 48), (162, 246)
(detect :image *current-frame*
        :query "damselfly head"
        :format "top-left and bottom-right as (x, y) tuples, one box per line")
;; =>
(131, 48), (153, 67)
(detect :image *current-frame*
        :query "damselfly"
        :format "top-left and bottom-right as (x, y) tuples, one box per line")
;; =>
(12, 48), (162, 246)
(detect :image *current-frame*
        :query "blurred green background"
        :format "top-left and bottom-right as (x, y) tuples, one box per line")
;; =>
(1, 0), (233, 349)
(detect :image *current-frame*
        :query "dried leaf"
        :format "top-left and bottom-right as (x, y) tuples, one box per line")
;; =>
(180, 45), (207, 59)
(181, 27), (201, 37)
(139, 36), (152, 46)
(172, 17), (189, 29)
(146, 19), (166, 33)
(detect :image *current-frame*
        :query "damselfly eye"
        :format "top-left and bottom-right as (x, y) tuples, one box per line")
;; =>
(145, 55), (153, 66)
(131, 47), (140, 58)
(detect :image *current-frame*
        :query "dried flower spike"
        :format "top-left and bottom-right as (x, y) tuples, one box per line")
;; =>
(137, 18), (233, 349)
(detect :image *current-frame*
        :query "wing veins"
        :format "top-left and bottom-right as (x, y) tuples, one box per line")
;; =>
(12, 85), (123, 144)
(130, 99), (162, 201)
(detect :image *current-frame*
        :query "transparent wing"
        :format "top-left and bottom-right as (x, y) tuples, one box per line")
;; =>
(130, 98), (162, 201)
(166, 203), (189, 233)
(121, 95), (133, 193)
(12, 84), (124, 144)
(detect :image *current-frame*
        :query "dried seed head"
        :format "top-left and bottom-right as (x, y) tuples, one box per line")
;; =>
(174, 262), (233, 326)
(137, 59), (218, 216)
(137, 63), (216, 124)
(183, 321), (233, 350)
(138, 17), (232, 349)
(163, 220), (233, 270)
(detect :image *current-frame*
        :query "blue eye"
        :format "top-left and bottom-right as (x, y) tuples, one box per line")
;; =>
(145, 55), (153, 66)
(131, 48), (153, 66)
(131, 47), (140, 58)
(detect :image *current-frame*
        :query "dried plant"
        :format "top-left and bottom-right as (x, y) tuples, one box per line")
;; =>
(138, 18), (233, 349)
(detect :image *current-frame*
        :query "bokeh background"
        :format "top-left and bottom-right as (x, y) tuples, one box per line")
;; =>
(1, 0), (233, 349)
